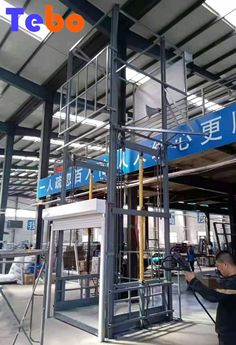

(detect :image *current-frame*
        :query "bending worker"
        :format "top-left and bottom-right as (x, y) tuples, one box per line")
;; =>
(185, 251), (236, 345)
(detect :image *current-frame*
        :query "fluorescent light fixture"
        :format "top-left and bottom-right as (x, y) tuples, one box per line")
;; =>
(18, 172), (28, 177)
(11, 168), (38, 173)
(82, 118), (105, 127)
(22, 136), (85, 149)
(28, 173), (38, 177)
(88, 145), (106, 152)
(5, 208), (36, 218)
(0, 154), (55, 163)
(51, 138), (86, 149)
(0, 0), (50, 41)
(53, 111), (108, 128)
(205, 1), (236, 27)
(22, 136), (105, 152)
(54, 112), (84, 124)
(0, 154), (39, 161)
(13, 155), (39, 162)
(126, 67), (150, 85)
(23, 136), (41, 143)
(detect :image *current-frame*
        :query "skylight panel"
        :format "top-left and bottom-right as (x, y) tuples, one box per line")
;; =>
(205, 1), (236, 27)
(0, 0), (50, 41)
(126, 67), (150, 85)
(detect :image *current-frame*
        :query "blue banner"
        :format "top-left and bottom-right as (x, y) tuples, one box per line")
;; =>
(37, 103), (236, 198)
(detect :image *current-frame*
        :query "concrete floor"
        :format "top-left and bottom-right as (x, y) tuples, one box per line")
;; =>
(0, 283), (217, 345)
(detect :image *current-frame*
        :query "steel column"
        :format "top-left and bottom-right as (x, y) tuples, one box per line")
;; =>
(116, 16), (127, 285)
(61, 51), (73, 205)
(0, 133), (14, 247)
(35, 101), (53, 250)
(160, 36), (172, 316)
(105, 4), (120, 338)
(183, 211), (188, 241)
(205, 212), (211, 245)
(55, 52), (74, 308)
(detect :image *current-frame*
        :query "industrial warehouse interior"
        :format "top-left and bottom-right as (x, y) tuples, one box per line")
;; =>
(1, 0), (236, 344)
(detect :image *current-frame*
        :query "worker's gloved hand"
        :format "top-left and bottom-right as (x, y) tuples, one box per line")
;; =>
(185, 272), (196, 282)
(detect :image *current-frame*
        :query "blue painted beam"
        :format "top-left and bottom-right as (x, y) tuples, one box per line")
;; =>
(0, 121), (92, 143)
(59, 0), (111, 36)
(0, 67), (103, 109)
(0, 67), (54, 102)
(0, 120), (58, 139)
(0, 148), (59, 158)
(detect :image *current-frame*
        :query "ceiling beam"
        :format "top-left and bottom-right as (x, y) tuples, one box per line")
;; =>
(0, 67), (55, 103)
(169, 188), (223, 202)
(193, 31), (235, 59)
(3, 176), (36, 180)
(0, 164), (42, 172)
(7, 183), (37, 186)
(0, 148), (59, 159)
(170, 175), (234, 194)
(158, 0), (205, 36)
(1, 0), (229, 138)
(15, 125), (59, 139)
(0, 67), (105, 109)
(169, 202), (229, 215)
(216, 145), (236, 156)
(4, 32), (108, 129)
(0, 120), (89, 142)
(2, 0), (158, 133)
(9, 187), (36, 191)
(120, 0), (162, 30)
(187, 62), (218, 82)
(176, 14), (222, 48)
(204, 48), (236, 70)
(7, 192), (35, 198)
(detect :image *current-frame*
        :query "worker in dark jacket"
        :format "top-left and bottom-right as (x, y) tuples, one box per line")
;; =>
(185, 251), (236, 345)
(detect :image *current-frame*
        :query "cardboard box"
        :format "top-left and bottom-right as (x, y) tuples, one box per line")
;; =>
(23, 274), (35, 285)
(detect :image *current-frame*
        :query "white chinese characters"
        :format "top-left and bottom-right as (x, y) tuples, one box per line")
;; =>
(201, 116), (222, 145)
(175, 134), (192, 151)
